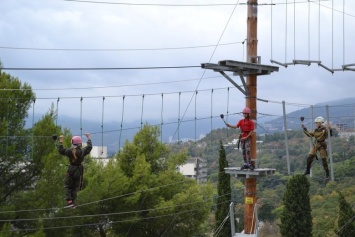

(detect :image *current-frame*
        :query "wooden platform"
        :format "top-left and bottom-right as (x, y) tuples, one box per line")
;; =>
(224, 167), (276, 178)
(201, 60), (279, 76)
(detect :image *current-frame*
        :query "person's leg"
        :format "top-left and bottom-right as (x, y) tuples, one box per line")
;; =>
(304, 154), (315, 175)
(245, 139), (253, 170)
(304, 146), (316, 175)
(319, 148), (330, 178)
(65, 173), (74, 206)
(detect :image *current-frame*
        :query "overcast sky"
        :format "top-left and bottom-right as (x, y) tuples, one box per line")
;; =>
(1, 0), (355, 128)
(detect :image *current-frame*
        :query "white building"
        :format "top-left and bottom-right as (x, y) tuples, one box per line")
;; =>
(177, 157), (207, 183)
(90, 145), (110, 166)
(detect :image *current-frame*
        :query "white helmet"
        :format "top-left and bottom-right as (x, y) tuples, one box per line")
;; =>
(314, 116), (324, 123)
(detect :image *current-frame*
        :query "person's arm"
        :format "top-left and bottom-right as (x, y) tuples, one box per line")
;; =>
(57, 135), (71, 156)
(83, 133), (93, 156)
(226, 123), (237, 129)
(301, 124), (313, 137)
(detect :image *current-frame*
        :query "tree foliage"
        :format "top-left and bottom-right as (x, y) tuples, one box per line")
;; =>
(214, 140), (231, 236)
(336, 191), (355, 237)
(0, 70), (36, 205)
(280, 175), (312, 237)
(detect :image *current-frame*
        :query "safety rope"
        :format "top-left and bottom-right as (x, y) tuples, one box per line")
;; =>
(140, 94), (145, 129)
(294, 0), (296, 60)
(343, 0), (345, 66)
(5, 99), (9, 158)
(210, 89), (213, 135)
(178, 92), (181, 143)
(118, 96), (125, 151)
(332, 0), (334, 69)
(56, 97), (60, 127)
(226, 87), (230, 137)
(161, 93), (164, 143)
(32, 99), (35, 159)
(194, 90), (198, 142)
(308, 0), (310, 60)
(213, 212), (230, 237)
(270, 0), (273, 60)
(318, 0), (321, 61)
(101, 96), (105, 155)
(285, 0), (288, 62)
(80, 97), (83, 138)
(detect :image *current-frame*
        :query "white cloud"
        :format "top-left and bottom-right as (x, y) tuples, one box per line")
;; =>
(1, 0), (355, 126)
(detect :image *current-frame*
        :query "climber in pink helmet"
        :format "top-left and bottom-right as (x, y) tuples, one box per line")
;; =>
(57, 133), (92, 208)
(225, 107), (255, 170)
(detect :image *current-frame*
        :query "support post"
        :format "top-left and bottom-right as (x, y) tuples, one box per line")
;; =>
(282, 101), (291, 175)
(326, 105), (334, 181)
(230, 202), (236, 237)
(245, 0), (258, 234)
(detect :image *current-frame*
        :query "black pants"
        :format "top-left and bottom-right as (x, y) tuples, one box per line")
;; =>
(65, 164), (84, 202)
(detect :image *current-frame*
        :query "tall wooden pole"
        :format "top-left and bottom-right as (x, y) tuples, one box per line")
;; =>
(244, 0), (258, 234)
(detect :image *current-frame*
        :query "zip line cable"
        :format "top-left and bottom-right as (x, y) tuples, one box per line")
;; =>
(61, 0), (327, 7)
(160, 213), (178, 237)
(213, 212), (230, 237)
(0, 171), (235, 214)
(61, 0), (278, 7)
(0, 179), (192, 214)
(0, 42), (244, 52)
(172, 0), (241, 141)
(0, 209), (201, 233)
(2, 65), (200, 71)
(0, 198), (209, 223)
(0, 192), (237, 226)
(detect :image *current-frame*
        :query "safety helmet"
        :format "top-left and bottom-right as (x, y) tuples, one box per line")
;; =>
(242, 107), (251, 114)
(71, 136), (82, 145)
(314, 116), (324, 123)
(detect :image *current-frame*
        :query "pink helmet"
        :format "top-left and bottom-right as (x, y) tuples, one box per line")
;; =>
(242, 107), (251, 114)
(71, 136), (82, 145)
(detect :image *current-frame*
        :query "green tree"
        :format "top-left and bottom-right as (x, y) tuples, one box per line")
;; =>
(336, 191), (355, 237)
(111, 125), (213, 237)
(214, 140), (231, 236)
(280, 175), (312, 237)
(0, 69), (36, 230)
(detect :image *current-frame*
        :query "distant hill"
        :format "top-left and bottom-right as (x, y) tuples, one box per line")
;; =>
(259, 97), (355, 133)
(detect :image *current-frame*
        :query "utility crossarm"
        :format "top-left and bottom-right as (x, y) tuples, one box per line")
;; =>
(201, 60), (279, 96)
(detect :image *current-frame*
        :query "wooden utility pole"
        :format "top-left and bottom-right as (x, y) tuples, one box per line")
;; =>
(245, 0), (258, 234)
(201, 1), (279, 235)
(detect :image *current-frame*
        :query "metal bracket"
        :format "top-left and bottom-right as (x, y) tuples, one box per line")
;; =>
(219, 71), (249, 96)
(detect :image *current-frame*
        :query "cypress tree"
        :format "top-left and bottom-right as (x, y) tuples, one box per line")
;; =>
(214, 140), (232, 236)
(280, 175), (312, 237)
(336, 191), (355, 237)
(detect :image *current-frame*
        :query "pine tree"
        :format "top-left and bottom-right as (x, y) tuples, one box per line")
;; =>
(214, 140), (231, 236)
(280, 175), (312, 237)
(336, 191), (355, 237)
